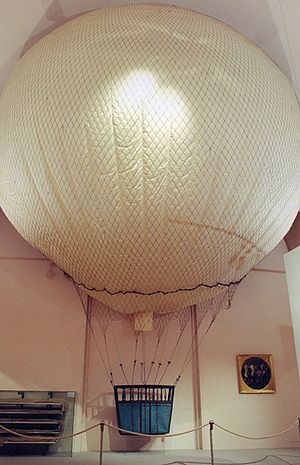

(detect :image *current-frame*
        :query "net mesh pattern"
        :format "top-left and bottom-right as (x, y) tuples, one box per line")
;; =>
(76, 286), (238, 384)
(0, 5), (299, 315)
(81, 284), (237, 338)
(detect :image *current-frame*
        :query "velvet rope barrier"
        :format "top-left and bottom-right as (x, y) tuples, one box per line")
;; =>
(0, 418), (298, 442)
(0, 418), (298, 465)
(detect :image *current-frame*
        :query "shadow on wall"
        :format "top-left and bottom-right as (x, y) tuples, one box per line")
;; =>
(21, 0), (76, 57)
(0, 209), (86, 397)
(87, 392), (152, 451)
(280, 325), (298, 373)
(284, 213), (300, 251)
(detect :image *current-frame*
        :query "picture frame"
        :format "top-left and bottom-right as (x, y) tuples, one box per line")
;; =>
(237, 354), (275, 394)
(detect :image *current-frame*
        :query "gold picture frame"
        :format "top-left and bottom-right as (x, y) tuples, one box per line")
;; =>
(237, 354), (275, 394)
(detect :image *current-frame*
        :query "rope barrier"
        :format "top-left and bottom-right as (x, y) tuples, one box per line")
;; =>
(158, 458), (297, 465)
(0, 421), (210, 442)
(0, 420), (103, 442)
(0, 418), (297, 443)
(214, 420), (298, 440)
(105, 421), (210, 438)
(1, 418), (299, 465)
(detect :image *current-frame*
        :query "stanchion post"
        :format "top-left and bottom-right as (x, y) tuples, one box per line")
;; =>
(99, 421), (105, 465)
(209, 420), (215, 465)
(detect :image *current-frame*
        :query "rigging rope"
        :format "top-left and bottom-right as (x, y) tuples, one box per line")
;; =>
(158, 361), (172, 385)
(145, 333), (161, 384)
(78, 294), (113, 385)
(111, 322), (125, 381)
(68, 273), (245, 296)
(154, 362), (163, 384)
(145, 360), (156, 384)
(142, 331), (146, 384)
(119, 363), (130, 385)
(174, 318), (215, 385)
(76, 286), (233, 387)
(157, 317), (188, 384)
(102, 332), (115, 385)
(131, 357), (137, 385)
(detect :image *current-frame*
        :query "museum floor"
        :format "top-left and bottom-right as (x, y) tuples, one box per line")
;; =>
(0, 449), (299, 465)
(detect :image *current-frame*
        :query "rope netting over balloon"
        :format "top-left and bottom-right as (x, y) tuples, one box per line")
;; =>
(76, 283), (238, 387)
(0, 4), (299, 320)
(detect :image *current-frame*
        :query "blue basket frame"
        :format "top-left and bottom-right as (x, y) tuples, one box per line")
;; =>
(114, 385), (175, 435)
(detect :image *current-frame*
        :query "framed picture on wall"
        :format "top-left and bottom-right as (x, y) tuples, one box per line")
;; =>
(237, 354), (275, 394)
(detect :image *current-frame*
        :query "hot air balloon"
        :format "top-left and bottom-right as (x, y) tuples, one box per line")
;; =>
(0, 4), (299, 435)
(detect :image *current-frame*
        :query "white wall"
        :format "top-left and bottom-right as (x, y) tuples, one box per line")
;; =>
(1, 211), (299, 451)
(0, 210), (87, 452)
(284, 246), (300, 382)
(200, 241), (300, 449)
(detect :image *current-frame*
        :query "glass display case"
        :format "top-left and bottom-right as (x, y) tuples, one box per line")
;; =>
(0, 390), (75, 456)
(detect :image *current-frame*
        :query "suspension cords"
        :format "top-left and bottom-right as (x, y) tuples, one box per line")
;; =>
(159, 323), (170, 362)
(85, 310), (114, 386)
(153, 324), (171, 385)
(158, 324), (186, 385)
(145, 360), (156, 384)
(119, 363), (130, 385)
(157, 361), (172, 385)
(131, 359), (137, 385)
(153, 362), (163, 384)
(102, 332), (115, 384)
(110, 323), (129, 384)
(145, 335), (161, 384)
(175, 320), (198, 383)
(142, 332), (146, 384)
(79, 296), (114, 386)
(174, 318), (215, 385)
(152, 324), (170, 384)
(168, 327), (186, 363)
(140, 362), (145, 384)
(131, 336), (139, 384)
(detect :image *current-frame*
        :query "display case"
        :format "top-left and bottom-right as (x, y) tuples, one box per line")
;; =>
(0, 390), (75, 456)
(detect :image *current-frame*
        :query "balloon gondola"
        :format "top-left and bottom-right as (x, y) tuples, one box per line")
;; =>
(114, 385), (175, 435)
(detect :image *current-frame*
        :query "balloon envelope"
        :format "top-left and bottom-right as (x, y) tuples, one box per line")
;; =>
(0, 5), (299, 314)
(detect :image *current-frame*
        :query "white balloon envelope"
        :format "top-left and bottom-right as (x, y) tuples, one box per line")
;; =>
(0, 4), (299, 317)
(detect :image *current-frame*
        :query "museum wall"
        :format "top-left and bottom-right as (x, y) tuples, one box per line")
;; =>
(1, 0), (300, 453)
(1, 210), (299, 452)
(200, 240), (300, 449)
(285, 246), (300, 382)
(83, 238), (300, 451)
(0, 210), (87, 452)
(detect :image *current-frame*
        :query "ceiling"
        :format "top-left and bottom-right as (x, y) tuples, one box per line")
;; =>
(0, 0), (299, 246)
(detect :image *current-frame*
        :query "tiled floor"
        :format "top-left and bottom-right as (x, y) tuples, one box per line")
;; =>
(0, 449), (299, 465)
